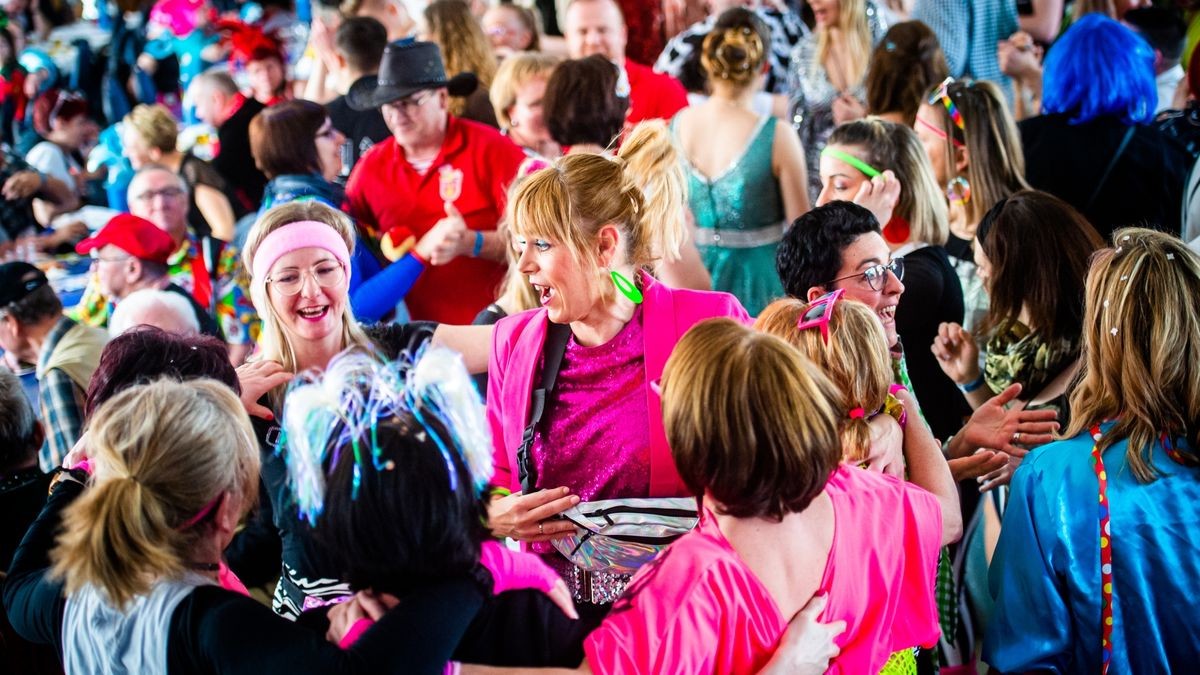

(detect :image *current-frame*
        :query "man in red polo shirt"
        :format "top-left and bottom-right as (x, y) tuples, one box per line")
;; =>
(564, 0), (689, 126)
(344, 40), (526, 324)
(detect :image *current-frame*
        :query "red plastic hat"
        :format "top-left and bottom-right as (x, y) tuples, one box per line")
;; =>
(215, 18), (284, 67)
(75, 213), (176, 265)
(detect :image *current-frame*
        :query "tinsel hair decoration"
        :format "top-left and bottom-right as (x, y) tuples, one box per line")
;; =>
(278, 346), (494, 524)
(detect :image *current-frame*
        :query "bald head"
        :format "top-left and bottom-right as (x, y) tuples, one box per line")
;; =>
(565, 0), (627, 64)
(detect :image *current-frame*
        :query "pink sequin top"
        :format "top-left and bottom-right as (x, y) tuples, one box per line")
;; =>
(584, 466), (944, 674)
(531, 305), (651, 503)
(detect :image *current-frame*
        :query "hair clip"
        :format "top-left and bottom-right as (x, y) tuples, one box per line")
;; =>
(1120, 275), (1129, 282)
(1167, 253), (1176, 260)
(1103, 300), (1110, 308)
(848, 407), (866, 419)
(1110, 327), (1119, 336)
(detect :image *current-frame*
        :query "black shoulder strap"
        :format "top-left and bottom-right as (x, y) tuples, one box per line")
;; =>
(1085, 126), (1137, 213)
(516, 321), (571, 494)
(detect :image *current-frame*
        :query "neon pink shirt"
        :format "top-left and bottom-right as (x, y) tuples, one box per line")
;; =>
(583, 465), (943, 674)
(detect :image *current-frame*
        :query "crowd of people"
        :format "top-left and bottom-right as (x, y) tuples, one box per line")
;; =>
(2, 0), (1200, 673)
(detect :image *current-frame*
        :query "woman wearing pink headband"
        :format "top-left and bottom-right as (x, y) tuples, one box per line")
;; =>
(235, 200), (493, 619)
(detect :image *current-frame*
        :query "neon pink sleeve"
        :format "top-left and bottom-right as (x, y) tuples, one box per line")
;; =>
(337, 618), (375, 649)
(479, 540), (560, 595)
(889, 485), (943, 652)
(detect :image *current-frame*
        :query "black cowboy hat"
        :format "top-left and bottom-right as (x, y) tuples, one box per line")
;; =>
(347, 39), (478, 112)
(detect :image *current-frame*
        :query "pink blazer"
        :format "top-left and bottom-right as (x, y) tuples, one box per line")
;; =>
(488, 272), (751, 497)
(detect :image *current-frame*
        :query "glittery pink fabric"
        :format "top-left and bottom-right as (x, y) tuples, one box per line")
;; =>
(531, 306), (651, 503)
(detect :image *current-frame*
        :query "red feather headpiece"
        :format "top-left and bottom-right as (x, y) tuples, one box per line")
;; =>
(214, 18), (284, 67)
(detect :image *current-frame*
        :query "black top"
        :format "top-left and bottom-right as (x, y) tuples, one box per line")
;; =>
(0, 467), (50, 571)
(163, 282), (224, 340)
(1020, 113), (1190, 241)
(327, 91), (391, 182)
(895, 245), (972, 440)
(2, 480), (483, 675)
(213, 97), (269, 214)
(180, 152), (244, 242)
(252, 322), (439, 617)
(470, 303), (508, 397)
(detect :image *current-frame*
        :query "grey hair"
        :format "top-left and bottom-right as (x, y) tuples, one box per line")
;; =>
(0, 368), (38, 467)
(109, 289), (201, 336)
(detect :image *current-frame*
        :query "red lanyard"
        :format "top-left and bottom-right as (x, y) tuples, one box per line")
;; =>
(1089, 424), (1196, 674)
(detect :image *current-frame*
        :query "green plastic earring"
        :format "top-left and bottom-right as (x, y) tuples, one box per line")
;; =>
(610, 270), (644, 304)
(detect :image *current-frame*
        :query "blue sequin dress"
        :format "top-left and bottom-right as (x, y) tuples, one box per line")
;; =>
(674, 115), (785, 317)
(984, 424), (1200, 672)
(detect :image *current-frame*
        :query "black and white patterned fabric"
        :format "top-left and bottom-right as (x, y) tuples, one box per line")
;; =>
(653, 8), (809, 95)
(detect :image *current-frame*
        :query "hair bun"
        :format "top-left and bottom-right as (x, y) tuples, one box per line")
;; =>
(702, 25), (764, 83)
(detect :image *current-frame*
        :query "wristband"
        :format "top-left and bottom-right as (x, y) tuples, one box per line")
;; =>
(471, 231), (484, 257)
(410, 248), (428, 266)
(488, 486), (511, 499)
(958, 374), (986, 393)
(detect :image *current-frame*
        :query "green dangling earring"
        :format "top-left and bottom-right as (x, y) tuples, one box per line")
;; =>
(610, 269), (644, 304)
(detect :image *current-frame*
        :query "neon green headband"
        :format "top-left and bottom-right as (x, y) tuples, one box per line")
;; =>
(821, 147), (881, 178)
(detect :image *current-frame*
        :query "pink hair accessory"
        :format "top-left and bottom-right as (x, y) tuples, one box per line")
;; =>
(177, 493), (223, 531)
(848, 407), (866, 419)
(251, 220), (352, 284)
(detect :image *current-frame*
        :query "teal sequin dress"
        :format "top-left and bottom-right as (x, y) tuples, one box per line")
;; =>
(674, 115), (785, 316)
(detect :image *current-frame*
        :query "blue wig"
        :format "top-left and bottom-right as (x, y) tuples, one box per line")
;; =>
(1042, 13), (1157, 126)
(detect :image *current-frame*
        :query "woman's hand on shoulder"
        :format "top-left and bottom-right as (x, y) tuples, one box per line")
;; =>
(486, 487), (580, 542)
(235, 359), (293, 420)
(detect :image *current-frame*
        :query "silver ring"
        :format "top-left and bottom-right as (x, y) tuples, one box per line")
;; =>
(1013, 432), (1021, 443)
(538, 522), (544, 535)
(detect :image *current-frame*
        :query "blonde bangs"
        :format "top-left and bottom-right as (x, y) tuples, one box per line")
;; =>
(508, 166), (589, 262)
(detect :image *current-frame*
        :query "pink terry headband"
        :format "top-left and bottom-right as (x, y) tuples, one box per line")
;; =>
(251, 221), (352, 283)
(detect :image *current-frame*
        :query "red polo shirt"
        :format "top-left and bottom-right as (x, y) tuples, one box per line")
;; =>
(625, 60), (688, 126)
(345, 115), (526, 324)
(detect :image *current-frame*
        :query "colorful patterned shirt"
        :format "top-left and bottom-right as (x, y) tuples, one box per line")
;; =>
(71, 235), (259, 345)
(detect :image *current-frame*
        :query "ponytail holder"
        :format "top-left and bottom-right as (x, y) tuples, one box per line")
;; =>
(848, 407), (866, 419)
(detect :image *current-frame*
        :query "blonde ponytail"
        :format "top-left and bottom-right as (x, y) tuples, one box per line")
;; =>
(51, 379), (259, 609)
(618, 120), (688, 263)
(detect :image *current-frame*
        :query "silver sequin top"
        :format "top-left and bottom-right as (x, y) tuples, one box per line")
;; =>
(787, 1), (892, 199)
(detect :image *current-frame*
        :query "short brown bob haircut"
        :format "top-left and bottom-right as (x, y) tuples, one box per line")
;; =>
(249, 99), (327, 179)
(661, 318), (843, 521)
(543, 54), (629, 148)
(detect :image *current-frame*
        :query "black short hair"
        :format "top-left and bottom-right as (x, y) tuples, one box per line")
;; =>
(1124, 7), (1186, 61)
(316, 413), (488, 598)
(0, 369), (38, 470)
(544, 54), (629, 147)
(335, 16), (388, 74)
(776, 201), (881, 298)
(4, 283), (63, 325)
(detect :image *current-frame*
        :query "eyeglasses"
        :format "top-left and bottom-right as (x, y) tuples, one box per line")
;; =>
(133, 187), (185, 202)
(916, 115), (964, 149)
(266, 261), (346, 295)
(829, 258), (905, 292)
(384, 90), (435, 114)
(796, 288), (845, 344)
(928, 77), (965, 133)
(89, 251), (131, 264)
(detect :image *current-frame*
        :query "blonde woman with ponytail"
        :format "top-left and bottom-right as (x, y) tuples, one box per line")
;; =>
(3, 378), (499, 672)
(673, 7), (810, 315)
(486, 151), (751, 616)
(986, 228), (1200, 673)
